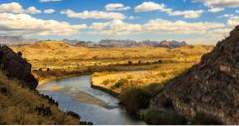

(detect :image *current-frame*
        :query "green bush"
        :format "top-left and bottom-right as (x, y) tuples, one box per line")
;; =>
(141, 108), (187, 125)
(111, 79), (126, 89)
(191, 112), (222, 125)
(102, 79), (110, 85)
(119, 83), (164, 117)
(143, 83), (163, 97)
(120, 87), (151, 116)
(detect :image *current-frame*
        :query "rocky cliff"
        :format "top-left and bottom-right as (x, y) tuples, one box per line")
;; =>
(0, 45), (92, 124)
(152, 26), (239, 124)
(0, 45), (38, 89)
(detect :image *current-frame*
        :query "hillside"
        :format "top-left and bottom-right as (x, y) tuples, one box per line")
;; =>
(150, 26), (239, 124)
(12, 41), (211, 64)
(10, 41), (213, 91)
(0, 45), (89, 124)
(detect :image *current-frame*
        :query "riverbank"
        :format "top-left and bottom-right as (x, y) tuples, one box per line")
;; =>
(38, 75), (114, 108)
(13, 41), (213, 88)
(91, 83), (119, 97)
(35, 62), (167, 85)
(90, 62), (194, 96)
(38, 75), (145, 125)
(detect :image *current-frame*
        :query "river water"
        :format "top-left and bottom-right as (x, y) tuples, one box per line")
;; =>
(37, 75), (145, 125)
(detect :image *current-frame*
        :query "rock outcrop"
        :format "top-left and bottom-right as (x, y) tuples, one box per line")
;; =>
(0, 45), (38, 89)
(152, 26), (239, 124)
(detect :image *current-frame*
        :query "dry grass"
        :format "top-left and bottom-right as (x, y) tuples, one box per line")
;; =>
(0, 71), (80, 125)
(91, 63), (193, 94)
(12, 41), (213, 94)
(12, 41), (212, 71)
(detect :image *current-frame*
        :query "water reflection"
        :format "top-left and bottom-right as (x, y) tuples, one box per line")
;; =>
(38, 76), (145, 125)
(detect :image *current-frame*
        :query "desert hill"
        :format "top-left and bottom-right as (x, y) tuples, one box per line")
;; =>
(11, 41), (213, 85)
(151, 26), (239, 124)
(28, 41), (72, 49)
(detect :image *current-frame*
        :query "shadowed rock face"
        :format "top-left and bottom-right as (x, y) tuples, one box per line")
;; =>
(152, 26), (239, 124)
(0, 45), (38, 89)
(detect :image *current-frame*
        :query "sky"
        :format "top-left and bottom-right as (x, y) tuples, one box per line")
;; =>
(0, 0), (239, 44)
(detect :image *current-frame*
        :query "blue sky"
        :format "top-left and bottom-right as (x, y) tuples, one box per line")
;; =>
(0, 0), (239, 44)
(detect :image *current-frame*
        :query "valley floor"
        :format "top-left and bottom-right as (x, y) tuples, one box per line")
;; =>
(12, 41), (213, 92)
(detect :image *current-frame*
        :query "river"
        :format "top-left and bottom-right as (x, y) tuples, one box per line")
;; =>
(37, 75), (145, 125)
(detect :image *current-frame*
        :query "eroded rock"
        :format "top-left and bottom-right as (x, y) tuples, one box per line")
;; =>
(0, 45), (38, 89)
(152, 26), (239, 124)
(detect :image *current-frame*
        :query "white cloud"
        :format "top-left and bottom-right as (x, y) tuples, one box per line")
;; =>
(168, 10), (204, 19)
(61, 9), (125, 20)
(219, 14), (235, 18)
(0, 13), (87, 36)
(105, 3), (130, 11)
(88, 18), (231, 43)
(135, 1), (203, 19)
(227, 16), (239, 26)
(194, 0), (239, 8)
(26, 6), (42, 14)
(143, 19), (225, 34)
(129, 16), (137, 20)
(208, 7), (224, 13)
(135, 2), (171, 12)
(90, 20), (142, 35)
(39, 0), (62, 2)
(89, 18), (226, 36)
(0, 2), (23, 13)
(44, 9), (55, 14)
(0, 2), (42, 15)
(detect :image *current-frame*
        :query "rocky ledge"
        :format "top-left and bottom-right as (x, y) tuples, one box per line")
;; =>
(152, 26), (239, 124)
(0, 45), (38, 89)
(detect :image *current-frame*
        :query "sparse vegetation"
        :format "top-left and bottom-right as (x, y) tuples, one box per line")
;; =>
(0, 71), (81, 124)
(119, 83), (163, 117)
(11, 41), (213, 86)
(91, 62), (194, 94)
(141, 108), (187, 125)
(120, 87), (151, 116)
(111, 79), (126, 89)
(191, 112), (222, 125)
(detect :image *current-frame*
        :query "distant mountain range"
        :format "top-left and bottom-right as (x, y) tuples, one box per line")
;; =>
(68, 39), (188, 48)
(0, 36), (188, 48)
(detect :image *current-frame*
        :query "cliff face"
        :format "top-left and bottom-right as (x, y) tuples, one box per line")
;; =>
(0, 45), (38, 89)
(152, 26), (239, 124)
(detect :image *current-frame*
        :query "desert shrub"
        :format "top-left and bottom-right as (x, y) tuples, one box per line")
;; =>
(119, 87), (151, 116)
(158, 72), (167, 78)
(128, 61), (132, 65)
(126, 75), (133, 79)
(120, 83), (164, 117)
(66, 111), (81, 119)
(143, 83), (163, 97)
(111, 79), (126, 89)
(102, 79), (110, 85)
(17, 52), (22, 57)
(38, 68), (43, 72)
(191, 112), (222, 125)
(138, 60), (142, 64)
(0, 64), (4, 69)
(158, 60), (162, 63)
(141, 108), (187, 125)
